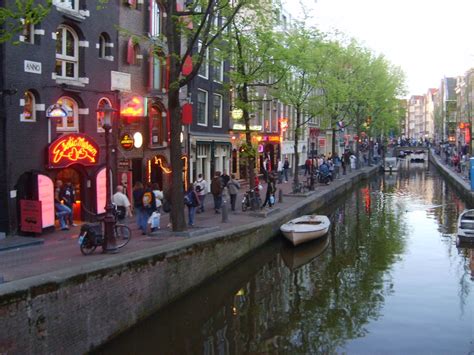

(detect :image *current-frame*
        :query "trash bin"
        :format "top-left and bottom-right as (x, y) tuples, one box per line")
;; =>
(470, 157), (474, 191)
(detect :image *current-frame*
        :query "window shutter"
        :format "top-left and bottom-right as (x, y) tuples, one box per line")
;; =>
(127, 38), (134, 64)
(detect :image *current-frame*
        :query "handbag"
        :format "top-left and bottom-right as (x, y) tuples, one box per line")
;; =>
(148, 212), (160, 229)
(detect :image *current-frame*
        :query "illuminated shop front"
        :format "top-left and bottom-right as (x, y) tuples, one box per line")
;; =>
(16, 133), (107, 234)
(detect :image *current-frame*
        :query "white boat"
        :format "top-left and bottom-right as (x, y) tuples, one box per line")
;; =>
(457, 209), (474, 244)
(280, 215), (331, 246)
(383, 157), (399, 172)
(410, 150), (425, 163)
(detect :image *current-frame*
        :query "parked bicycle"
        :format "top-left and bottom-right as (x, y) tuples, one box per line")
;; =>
(241, 189), (261, 211)
(78, 207), (131, 255)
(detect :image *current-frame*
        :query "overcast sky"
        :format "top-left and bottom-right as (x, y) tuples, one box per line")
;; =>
(283, 0), (474, 98)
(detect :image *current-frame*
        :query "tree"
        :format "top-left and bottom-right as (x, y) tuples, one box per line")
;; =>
(0, 0), (51, 43)
(160, 0), (254, 230)
(228, 1), (286, 206)
(276, 27), (333, 190)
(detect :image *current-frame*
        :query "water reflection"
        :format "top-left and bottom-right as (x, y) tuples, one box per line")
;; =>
(99, 165), (473, 355)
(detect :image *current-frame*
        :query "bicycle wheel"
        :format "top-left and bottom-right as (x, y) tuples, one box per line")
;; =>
(114, 224), (132, 249)
(242, 197), (248, 211)
(80, 234), (97, 255)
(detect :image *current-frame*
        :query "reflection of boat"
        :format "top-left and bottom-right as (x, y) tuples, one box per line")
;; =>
(410, 150), (425, 163)
(281, 235), (330, 270)
(280, 215), (330, 246)
(457, 209), (474, 244)
(382, 157), (399, 172)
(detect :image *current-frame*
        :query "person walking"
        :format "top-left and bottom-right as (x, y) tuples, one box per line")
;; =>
(112, 185), (132, 220)
(261, 174), (276, 209)
(194, 173), (207, 213)
(211, 171), (223, 213)
(151, 183), (163, 213)
(304, 158), (311, 176)
(185, 185), (200, 226)
(227, 174), (240, 211)
(132, 181), (147, 235)
(283, 157), (290, 182)
(276, 158), (283, 184)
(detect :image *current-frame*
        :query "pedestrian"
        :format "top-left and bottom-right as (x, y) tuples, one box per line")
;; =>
(151, 183), (163, 213)
(60, 181), (77, 226)
(142, 183), (157, 234)
(227, 174), (240, 211)
(185, 185), (200, 226)
(54, 179), (72, 230)
(304, 158), (311, 176)
(211, 171), (223, 213)
(350, 153), (357, 170)
(132, 181), (147, 235)
(262, 157), (269, 182)
(283, 157), (290, 182)
(261, 174), (276, 209)
(343, 149), (351, 172)
(193, 173), (207, 213)
(277, 158), (283, 184)
(221, 170), (230, 188)
(112, 185), (132, 220)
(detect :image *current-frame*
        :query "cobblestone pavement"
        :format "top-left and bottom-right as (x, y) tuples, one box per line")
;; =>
(0, 168), (363, 283)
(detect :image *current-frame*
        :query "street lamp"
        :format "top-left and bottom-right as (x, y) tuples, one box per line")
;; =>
(97, 102), (118, 253)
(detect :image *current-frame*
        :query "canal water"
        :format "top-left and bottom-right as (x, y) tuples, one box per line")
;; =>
(99, 164), (473, 354)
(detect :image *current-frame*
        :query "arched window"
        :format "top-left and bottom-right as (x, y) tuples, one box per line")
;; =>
(98, 34), (107, 59)
(127, 38), (141, 65)
(21, 91), (36, 122)
(56, 96), (79, 132)
(55, 25), (79, 79)
(151, 1), (162, 37)
(97, 97), (111, 132)
(149, 105), (164, 146)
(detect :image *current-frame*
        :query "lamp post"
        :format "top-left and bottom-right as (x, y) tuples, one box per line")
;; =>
(97, 102), (118, 253)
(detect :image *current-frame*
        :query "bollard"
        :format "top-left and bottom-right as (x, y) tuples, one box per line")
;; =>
(278, 188), (283, 203)
(221, 199), (229, 222)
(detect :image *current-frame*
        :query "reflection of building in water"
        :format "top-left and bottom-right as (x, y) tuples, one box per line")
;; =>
(470, 249), (474, 280)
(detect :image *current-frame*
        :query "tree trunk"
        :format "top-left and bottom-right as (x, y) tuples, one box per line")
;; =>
(166, 0), (186, 231)
(293, 108), (301, 185)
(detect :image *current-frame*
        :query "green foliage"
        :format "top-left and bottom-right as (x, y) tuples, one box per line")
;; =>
(0, 0), (52, 44)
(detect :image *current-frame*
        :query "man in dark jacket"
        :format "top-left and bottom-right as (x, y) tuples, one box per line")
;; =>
(210, 171), (223, 213)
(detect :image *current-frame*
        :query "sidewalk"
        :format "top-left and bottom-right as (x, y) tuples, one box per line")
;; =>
(0, 168), (362, 284)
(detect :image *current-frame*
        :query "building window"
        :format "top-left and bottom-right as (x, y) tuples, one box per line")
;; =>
(212, 48), (224, 82)
(149, 105), (164, 146)
(21, 91), (36, 122)
(151, 1), (162, 36)
(127, 38), (141, 65)
(56, 96), (79, 132)
(97, 98), (111, 132)
(55, 25), (79, 79)
(98, 34), (106, 59)
(22, 19), (35, 44)
(198, 41), (209, 79)
(54, 0), (79, 11)
(212, 94), (222, 127)
(197, 89), (208, 126)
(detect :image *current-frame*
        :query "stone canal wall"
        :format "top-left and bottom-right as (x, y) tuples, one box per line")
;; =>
(429, 150), (474, 205)
(0, 167), (377, 354)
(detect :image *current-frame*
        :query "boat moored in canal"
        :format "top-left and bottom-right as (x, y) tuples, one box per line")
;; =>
(280, 215), (331, 246)
(410, 150), (425, 163)
(382, 157), (399, 172)
(457, 209), (474, 244)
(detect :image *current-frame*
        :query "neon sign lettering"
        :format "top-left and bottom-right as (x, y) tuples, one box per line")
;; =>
(48, 134), (99, 168)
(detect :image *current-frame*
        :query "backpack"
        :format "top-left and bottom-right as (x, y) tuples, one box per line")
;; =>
(184, 191), (193, 207)
(142, 191), (154, 208)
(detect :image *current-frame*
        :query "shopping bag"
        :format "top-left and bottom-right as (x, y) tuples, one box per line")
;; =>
(148, 212), (161, 229)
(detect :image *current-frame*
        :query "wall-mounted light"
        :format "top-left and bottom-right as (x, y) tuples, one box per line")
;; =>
(133, 132), (143, 148)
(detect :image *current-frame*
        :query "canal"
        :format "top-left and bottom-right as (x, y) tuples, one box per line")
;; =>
(98, 164), (473, 354)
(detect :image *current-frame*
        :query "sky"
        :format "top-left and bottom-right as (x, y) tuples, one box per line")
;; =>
(283, 0), (474, 98)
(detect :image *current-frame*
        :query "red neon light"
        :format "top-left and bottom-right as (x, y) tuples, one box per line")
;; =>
(120, 96), (144, 117)
(48, 133), (99, 168)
